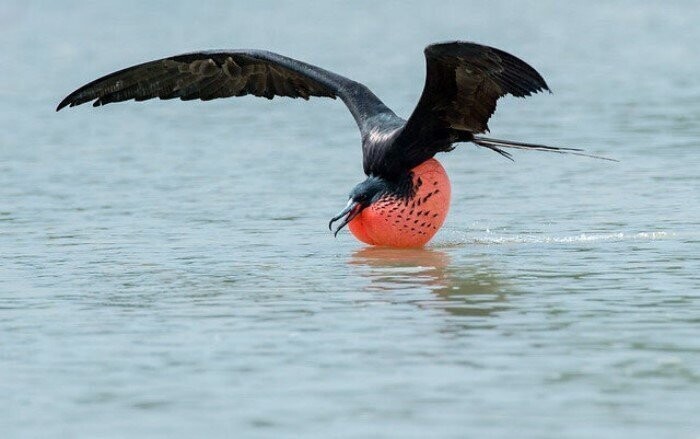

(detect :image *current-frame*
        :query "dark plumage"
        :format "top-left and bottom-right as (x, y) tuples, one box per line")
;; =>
(58, 41), (610, 245)
(56, 42), (583, 176)
(57, 49), (393, 140)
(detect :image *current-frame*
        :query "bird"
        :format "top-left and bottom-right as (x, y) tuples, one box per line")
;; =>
(57, 41), (607, 248)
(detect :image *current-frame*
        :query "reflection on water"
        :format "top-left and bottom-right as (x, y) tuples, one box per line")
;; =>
(349, 247), (451, 291)
(349, 247), (509, 321)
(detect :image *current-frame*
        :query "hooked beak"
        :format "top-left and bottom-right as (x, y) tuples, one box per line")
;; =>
(328, 199), (362, 237)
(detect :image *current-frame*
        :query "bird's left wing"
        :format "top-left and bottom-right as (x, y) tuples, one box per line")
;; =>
(57, 50), (396, 137)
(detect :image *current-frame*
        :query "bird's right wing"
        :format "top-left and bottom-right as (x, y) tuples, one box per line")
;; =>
(57, 50), (397, 138)
(402, 41), (550, 136)
(391, 41), (551, 167)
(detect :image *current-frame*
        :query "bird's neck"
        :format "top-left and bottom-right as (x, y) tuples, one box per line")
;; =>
(349, 158), (451, 247)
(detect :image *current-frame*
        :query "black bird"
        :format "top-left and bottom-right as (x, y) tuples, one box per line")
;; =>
(57, 41), (605, 247)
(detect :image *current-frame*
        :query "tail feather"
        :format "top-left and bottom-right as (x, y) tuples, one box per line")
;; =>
(478, 143), (514, 161)
(472, 135), (617, 162)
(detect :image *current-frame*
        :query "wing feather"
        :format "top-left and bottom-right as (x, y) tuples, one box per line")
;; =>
(57, 50), (398, 137)
(401, 41), (549, 137)
(387, 41), (550, 169)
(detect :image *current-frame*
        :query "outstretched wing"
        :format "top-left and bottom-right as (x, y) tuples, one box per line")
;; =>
(394, 41), (550, 162)
(57, 50), (396, 137)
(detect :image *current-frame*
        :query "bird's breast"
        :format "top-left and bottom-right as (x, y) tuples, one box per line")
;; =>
(349, 158), (451, 247)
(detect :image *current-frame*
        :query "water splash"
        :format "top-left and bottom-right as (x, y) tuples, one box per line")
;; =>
(435, 230), (671, 247)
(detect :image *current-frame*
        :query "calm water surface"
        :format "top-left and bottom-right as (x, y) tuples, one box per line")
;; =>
(1, 1), (699, 438)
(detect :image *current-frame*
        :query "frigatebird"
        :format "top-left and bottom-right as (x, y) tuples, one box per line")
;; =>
(57, 41), (603, 247)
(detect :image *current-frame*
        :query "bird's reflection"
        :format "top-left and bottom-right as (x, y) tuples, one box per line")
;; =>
(349, 247), (509, 326)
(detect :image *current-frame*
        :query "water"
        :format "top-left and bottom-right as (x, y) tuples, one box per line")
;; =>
(2, 1), (699, 437)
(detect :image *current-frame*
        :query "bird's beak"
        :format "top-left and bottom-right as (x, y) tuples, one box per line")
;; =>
(329, 199), (362, 237)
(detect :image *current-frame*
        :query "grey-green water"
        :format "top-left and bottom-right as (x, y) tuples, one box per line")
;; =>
(2, 1), (699, 438)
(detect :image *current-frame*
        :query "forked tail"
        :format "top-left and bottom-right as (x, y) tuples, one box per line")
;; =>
(472, 135), (617, 162)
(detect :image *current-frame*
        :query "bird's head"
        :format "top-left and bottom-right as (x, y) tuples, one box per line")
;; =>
(328, 176), (390, 237)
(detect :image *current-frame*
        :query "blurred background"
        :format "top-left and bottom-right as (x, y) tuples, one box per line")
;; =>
(1, 1), (699, 438)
